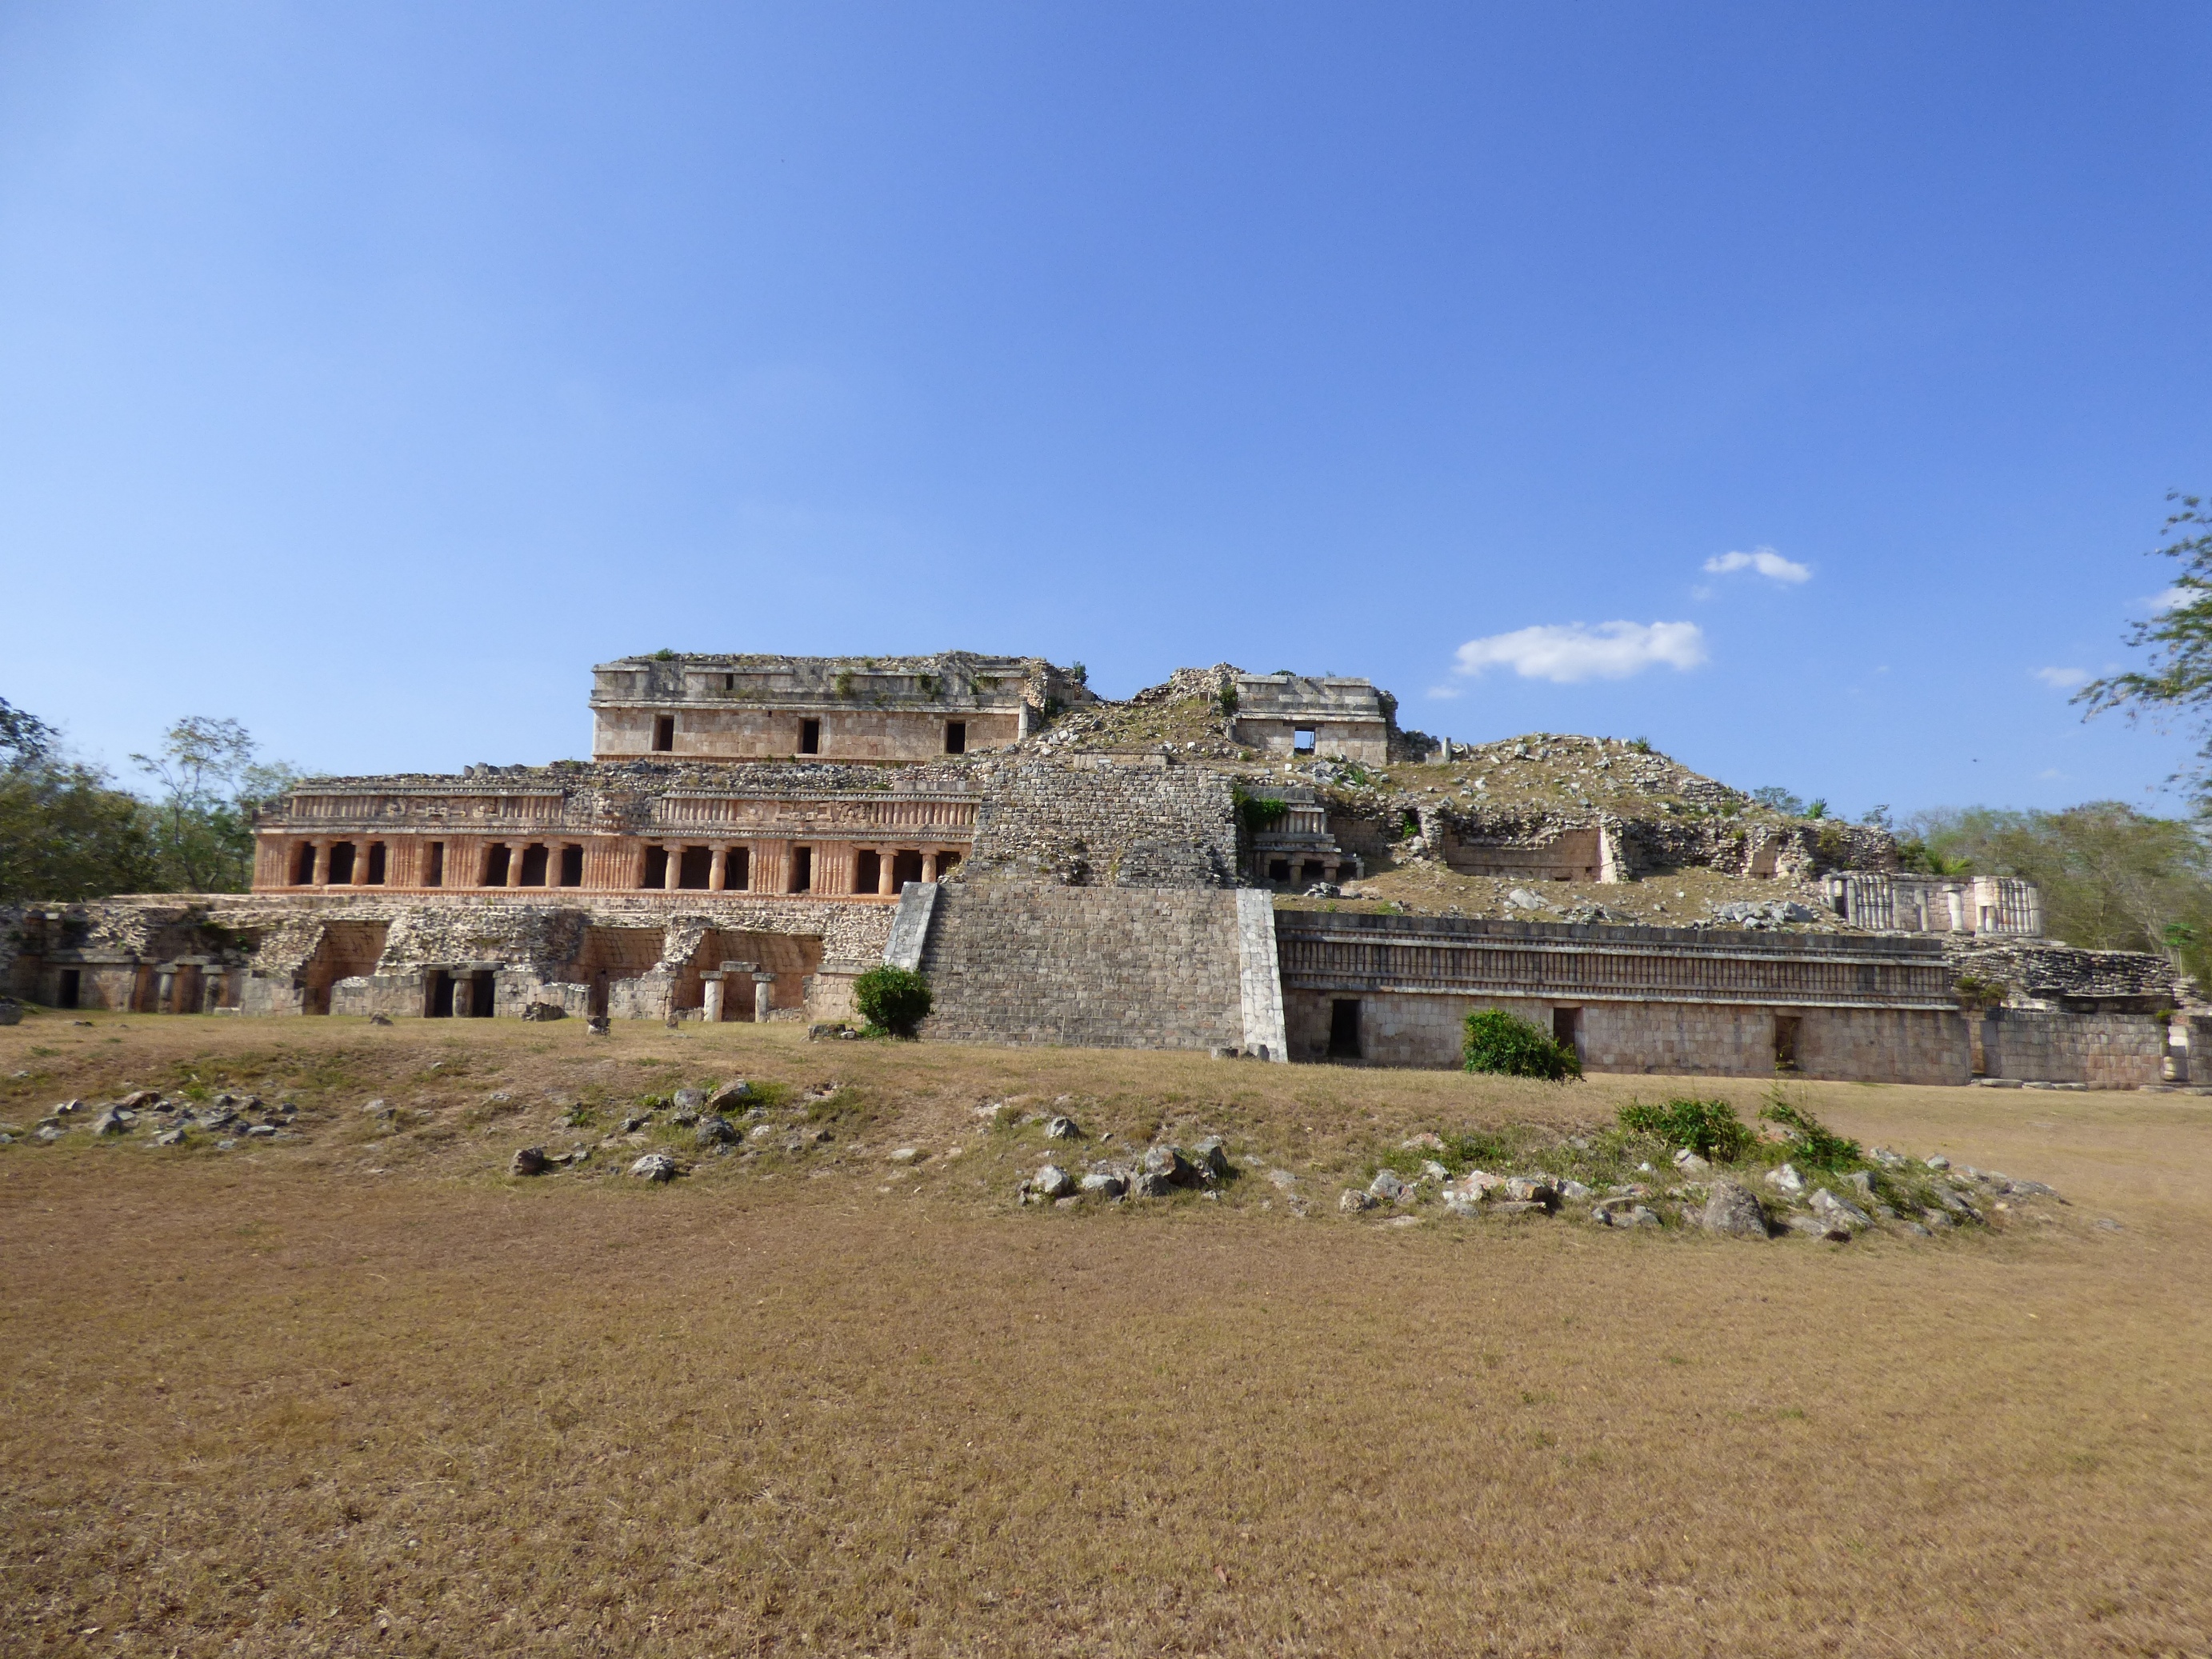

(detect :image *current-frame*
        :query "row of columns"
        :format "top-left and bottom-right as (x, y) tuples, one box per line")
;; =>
(634, 842), (950, 895)
(297, 838), (383, 886)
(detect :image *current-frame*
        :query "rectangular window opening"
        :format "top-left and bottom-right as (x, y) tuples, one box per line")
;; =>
(678, 845), (714, 889)
(854, 849), (881, 894)
(1328, 997), (1362, 1061)
(891, 849), (924, 888)
(945, 720), (966, 755)
(724, 673), (737, 691)
(294, 843), (317, 885)
(424, 841), (445, 888)
(790, 845), (813, 893)
(652, 714), (675, 753)
(518, 844), (550, 886)
(366, 842), (386, 885)
(482, 844), (510, 887)
(1294, 727), (1317, 756)
(642, 846), (670, 889)
(799, 718), (821, 755)
(326, 841), (356, 885)
(558, 845), (584, 887)
(726, 847), (750, 891)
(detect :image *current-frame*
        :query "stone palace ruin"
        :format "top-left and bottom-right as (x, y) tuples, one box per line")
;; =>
(2, 650), (2190, 1088)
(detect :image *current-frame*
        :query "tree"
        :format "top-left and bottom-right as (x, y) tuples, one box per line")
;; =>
(131, 717), (299, 893)
(1907, 802), (2212, 983)
(2077, 493), (2212, 799)
(0, 697), (162, 901)
(852, 965), (933, 1037)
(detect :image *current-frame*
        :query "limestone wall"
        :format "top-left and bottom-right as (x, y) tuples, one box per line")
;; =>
(914, 884), (1247, 1052)
(1978, 1008), (2165, 1089)
(1283, 987), (1970, 1082)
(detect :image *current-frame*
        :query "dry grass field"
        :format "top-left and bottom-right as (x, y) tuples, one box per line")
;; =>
(2, 1011), (2209, 1657)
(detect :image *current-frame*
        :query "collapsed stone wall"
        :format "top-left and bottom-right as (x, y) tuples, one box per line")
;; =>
(5, 892), (894, 1024)
(951, 760), (1240, 888)
(1948, 940), (2176, 1011)
(914, 885), (1248, 1051)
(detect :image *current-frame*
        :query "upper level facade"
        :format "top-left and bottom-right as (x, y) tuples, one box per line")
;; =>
(590, 652), (1095, 763)
(1230, 674), (1392, 764)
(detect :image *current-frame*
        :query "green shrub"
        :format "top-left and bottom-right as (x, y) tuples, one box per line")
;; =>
(1617, 1097), (1754, 1161)
(1758, 1091), (1862, 1169)
(853, 965), (933, 1037)
(1462, 1009), (1582, 1081)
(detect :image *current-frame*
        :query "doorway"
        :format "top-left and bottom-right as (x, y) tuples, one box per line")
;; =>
(1328, 998), (1362, 1061)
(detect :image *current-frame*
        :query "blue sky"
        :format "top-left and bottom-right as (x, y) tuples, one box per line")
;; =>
(3, 3), (2209, 817)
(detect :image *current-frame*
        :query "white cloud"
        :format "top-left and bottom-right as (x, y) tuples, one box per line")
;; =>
(1452, 621), (1709, 684)
(1703, 546), (1811, 584)
(2153, 586), (2190, 614)
(1425, 684), (1464, 700)
(2033, 666), (2090, 690)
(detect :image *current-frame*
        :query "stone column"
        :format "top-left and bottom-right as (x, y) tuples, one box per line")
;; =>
(310, 841), (329, 885)
(878, 853), (898, 896)
(506, 843), (523, 888)
(922, 849), (938, 881)
(662, 844), (680, 891)
(353, 845), (371, 886)
(754, 971), (776, 1021)
(702, 974), (725, 1023)
(155, 968), (176, 1013)
(710, 846), (727, 891)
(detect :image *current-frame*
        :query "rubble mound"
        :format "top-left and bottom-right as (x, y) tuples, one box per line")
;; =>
(1024, 665), (1248, 759)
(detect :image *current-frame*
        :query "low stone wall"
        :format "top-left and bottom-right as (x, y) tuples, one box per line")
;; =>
(1283, 989), (1969, 1082)
(1978, 1008), (2165, 1089)
(914, 883), (1248, 1051)
(1276, 909), (1970, 1082)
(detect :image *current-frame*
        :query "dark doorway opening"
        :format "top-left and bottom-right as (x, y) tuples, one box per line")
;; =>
(1268, 858), (1290, 883)
(470, 973), (496, 1018)
(678, 845), (713, 889)
(519, 844), (550, 886)
(945, 721), (966, 755)
(1299, 860), (1325, 886)
(935, 849), (959, 876)
(854, 849), (881, 894)
(326, 841), (356, 885)
(294, 843), (317, 885)
(790, 846), (813, 893)
(1294, 728), (1317, 756)
(726, 847), (750, 891)
(891, 849), (925, 888)
(642, 846), (670, 889)
(590, 970), (610, 1018)
(1774, 1015), (1802, 1073)
(799, 718), (821, 755)
(1553, 1006), (1582, 1061)
(366, 842), (386, 885)
(558, 845), (584, 886)
(482, 845), (511, 887)
(57, 969), (80, 1009)
(1328, 998), (1362, 1060)
(424, 841), (445, 888)
(653, 715), (675, 752)
(427, 970), (454, 1018)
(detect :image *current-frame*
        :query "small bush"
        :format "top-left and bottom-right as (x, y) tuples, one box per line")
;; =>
(1758, 1091), (1862, 1169)
(1617, 1097), (1754, 1161)
(1462, 1009), (1582, 1081)
(853, 965), (933, 1038)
